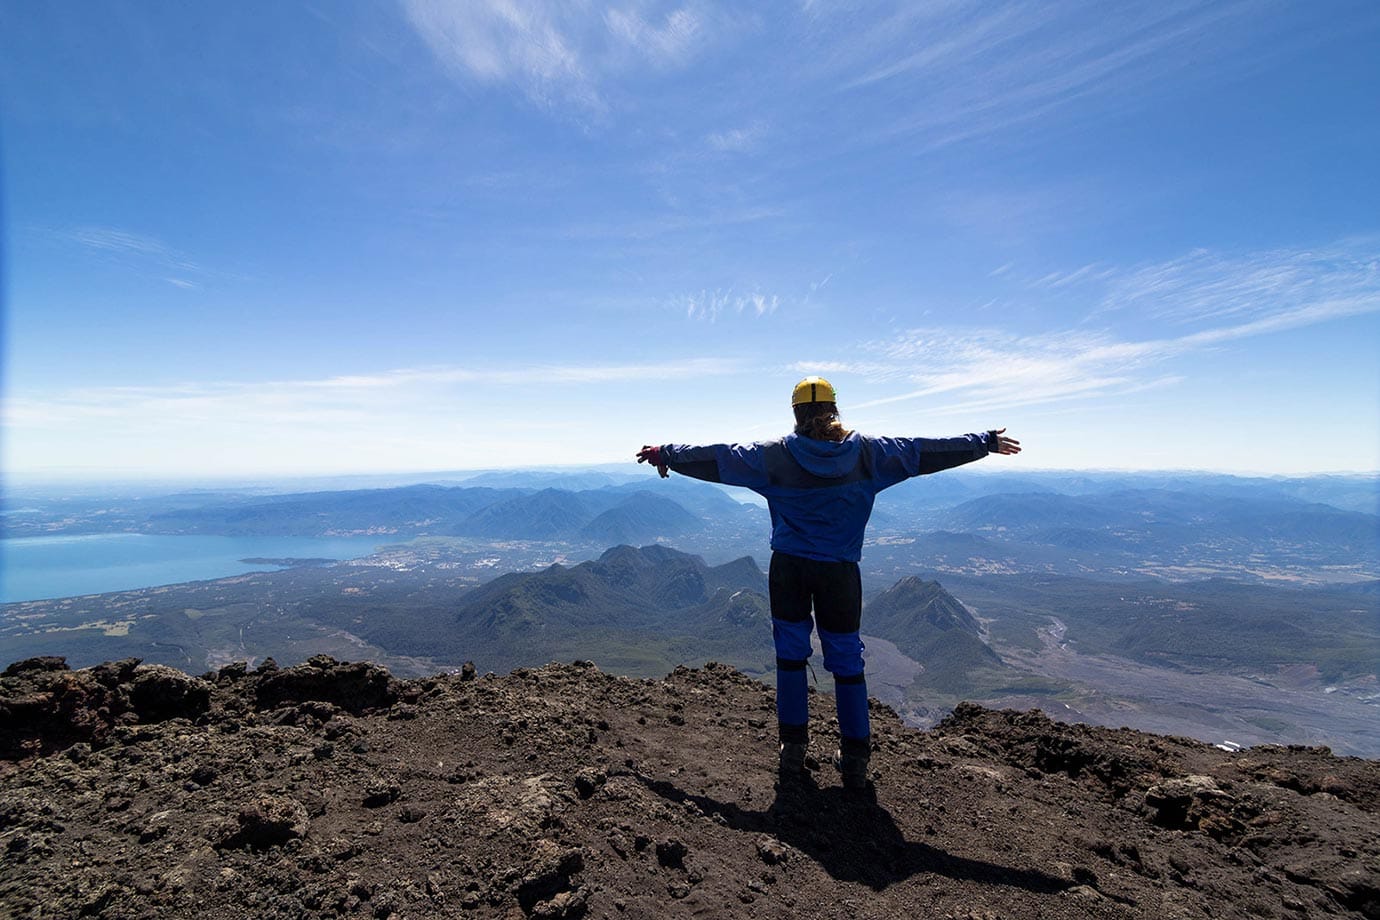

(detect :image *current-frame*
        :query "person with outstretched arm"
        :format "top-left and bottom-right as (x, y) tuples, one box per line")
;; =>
(636, 376), (1021, 791)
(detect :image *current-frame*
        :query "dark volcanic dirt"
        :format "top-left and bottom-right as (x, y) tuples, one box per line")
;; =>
(2, 656), (1377, 919)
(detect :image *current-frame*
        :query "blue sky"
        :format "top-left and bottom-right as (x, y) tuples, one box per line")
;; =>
(2, 1), (1378, 479)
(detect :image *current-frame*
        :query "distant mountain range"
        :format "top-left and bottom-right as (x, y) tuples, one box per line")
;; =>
(127, 483), (730, 547)
(580, 492), (703, 544)
(143, 483), (529, 536)
(868, 469), (1380, 516)
(5, 468), (1376, 587)
(453, 489), (706, 544)
(936, 488), (1377, 546)
(455, 488), (603, 541)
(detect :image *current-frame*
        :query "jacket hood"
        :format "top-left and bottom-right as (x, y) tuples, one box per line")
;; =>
(784, 431), (861, 479)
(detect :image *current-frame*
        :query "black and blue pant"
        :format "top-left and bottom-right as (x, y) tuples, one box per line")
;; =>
(769, 551), (869, 746)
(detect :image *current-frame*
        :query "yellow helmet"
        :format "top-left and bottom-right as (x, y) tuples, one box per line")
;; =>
(791, 376), (838, 406)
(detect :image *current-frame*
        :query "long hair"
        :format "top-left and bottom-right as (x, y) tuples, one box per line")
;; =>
(793, 401), (851, 442)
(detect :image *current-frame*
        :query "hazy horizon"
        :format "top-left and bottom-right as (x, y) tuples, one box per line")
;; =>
(6, 463), (1377, 497)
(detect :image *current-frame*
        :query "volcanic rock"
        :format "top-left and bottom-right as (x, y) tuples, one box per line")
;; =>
(1, 657), (1377, 919)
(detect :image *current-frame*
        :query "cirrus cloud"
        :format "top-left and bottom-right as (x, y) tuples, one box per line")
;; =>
(400, 0), (735, 115)
(836, 240), (1380, 417)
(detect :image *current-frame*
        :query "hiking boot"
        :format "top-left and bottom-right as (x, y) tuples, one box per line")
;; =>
(779, 741), (807, 776)
(834, 737), (871, 790)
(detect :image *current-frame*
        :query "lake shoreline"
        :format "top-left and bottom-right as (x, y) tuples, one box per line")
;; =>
(1, 534), (385, 604)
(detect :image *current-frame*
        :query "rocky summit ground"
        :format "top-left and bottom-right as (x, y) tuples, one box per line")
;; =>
(2, 656), (1377, 920)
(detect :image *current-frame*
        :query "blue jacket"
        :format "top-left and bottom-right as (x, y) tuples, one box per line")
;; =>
(662, 431), (996, 563)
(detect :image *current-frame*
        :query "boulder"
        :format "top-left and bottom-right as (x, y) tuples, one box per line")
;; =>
(254, 656), (398, 714)
(128, 665), (212, 721)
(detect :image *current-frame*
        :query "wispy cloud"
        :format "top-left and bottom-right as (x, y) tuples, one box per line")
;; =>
(305, 357), (739, 389)
(845, 241), (1380, 416)
(64, 225), (207, 288)
(1095, 241), (1380, 325)
(3, 355), (753, 474)
(605, 5), (706, 66)
(401, 0), (599, 112)
(819, 1), (1270, 152)
(676, 288), (779, 322)
(555, 204), (784, 241)
(3, 357), (744, 430)
(1029, 263), (1114, 290)
(840, 3), (1034, 92)
(706, 122), (766, 154)
(400, 0), (736, 115)
(389, 0), (1359, 178)
(71, 227), (177, 258)
(787, 360), (901, 381)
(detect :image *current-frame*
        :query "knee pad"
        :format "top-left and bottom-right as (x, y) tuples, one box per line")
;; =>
(818, 627), (865, 678)
(771, 617), (813, 662)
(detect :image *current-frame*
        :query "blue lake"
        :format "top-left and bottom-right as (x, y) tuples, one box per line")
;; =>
(0, 534), (388, 603)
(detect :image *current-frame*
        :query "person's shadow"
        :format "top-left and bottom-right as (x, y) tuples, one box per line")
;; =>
(631, 770), (1079, 895)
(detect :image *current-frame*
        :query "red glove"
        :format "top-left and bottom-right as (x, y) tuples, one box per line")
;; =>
(636, 445), (669, 478)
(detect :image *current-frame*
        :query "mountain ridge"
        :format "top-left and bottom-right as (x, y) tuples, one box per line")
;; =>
(448, 545), (770, 675)
(863, 576), (1006, 696)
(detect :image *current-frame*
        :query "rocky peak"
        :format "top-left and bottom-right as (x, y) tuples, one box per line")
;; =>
(868, 576), (980, 633)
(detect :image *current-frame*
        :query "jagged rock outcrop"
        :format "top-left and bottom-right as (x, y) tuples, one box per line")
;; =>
(1, 657), (1377, 919)
(253, 654), (399, 713)
(0, 657), (212, 758)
